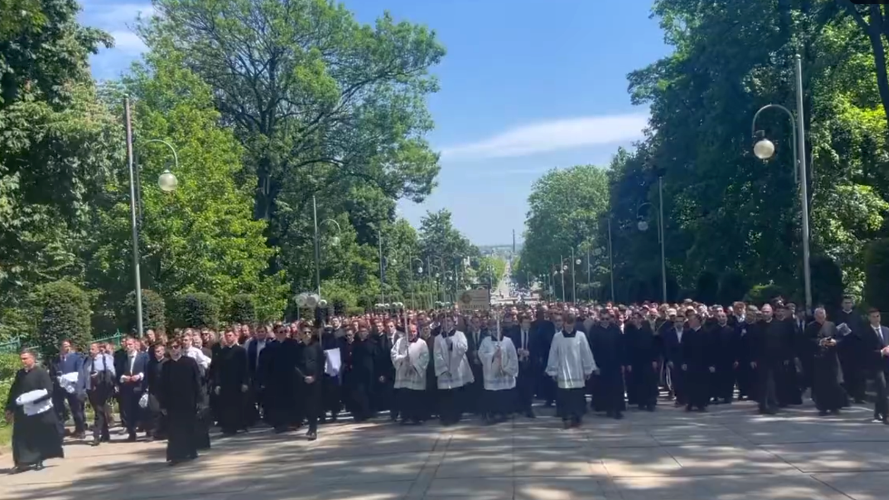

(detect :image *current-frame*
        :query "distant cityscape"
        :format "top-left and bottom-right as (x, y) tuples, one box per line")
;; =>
(477, 243), (522, 260)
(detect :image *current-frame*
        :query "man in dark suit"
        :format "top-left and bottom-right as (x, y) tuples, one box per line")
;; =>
(49, 339), (86, 439)
(465, 315), (487, 416)
(662, 317), (687, 406)
(118, 336), (149, 441)
(509, 313), (536, 417)
(862, 308), (889, 423)
(531, 307), (556, 407)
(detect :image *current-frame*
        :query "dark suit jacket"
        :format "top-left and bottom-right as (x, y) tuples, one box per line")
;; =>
(662, 328), (686, 366)
(859, 324), (889, 374)
(119, 352), (149, 394)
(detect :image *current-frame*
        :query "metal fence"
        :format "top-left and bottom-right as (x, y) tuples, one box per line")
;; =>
(0, 330), (125, 354)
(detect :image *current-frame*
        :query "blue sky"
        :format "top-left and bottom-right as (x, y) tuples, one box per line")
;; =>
(79, 0), (671, 245)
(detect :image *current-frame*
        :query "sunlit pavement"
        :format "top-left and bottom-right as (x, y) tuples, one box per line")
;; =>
(1, 398), (887, 500)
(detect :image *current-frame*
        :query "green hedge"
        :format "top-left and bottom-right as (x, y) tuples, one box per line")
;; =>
(227, 294), (256, 325)
(123, 289), (166, 333)
(865, 239), (889, 313)
(172, 293), (220, 329)
(34, 280), (92, 358)
(744, 283), (785, 306)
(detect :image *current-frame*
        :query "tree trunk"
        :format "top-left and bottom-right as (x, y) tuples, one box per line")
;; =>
(868, 5), (889, 134)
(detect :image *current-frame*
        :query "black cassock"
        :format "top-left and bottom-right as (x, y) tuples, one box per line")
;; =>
(213, 345), (249, 434)
(373, 333), (397, 416)
(344, 337), (376, 422)
(711, 322), (739, 403)
(624, 322), (659, 410)
(589, 324), (626, 416)
(777, 319), (803, 406)
(295, 339), (325, 430)
(321, 331), (342, 421)
(681, 327), (713, 410)
(5, 366), (64, 467)
(159, 355), (204, 462)
(806, 321), (847, 412)
(261, 339), (300, 430)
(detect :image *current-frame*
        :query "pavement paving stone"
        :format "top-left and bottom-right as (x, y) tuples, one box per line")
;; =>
(2, 399), (888, 500)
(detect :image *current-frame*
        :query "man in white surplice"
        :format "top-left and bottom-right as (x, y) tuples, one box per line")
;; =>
(546, 312), (597, 429)
(434, 316), (474, 425)
(479, 317), (518, 424)
(391, 324), (429, 425)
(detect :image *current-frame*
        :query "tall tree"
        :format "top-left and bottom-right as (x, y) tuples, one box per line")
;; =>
(142, 0), (445, 287)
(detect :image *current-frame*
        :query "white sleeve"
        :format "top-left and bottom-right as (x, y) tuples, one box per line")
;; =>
(579, 332), (598, 375)
(545, 335), (560, 377)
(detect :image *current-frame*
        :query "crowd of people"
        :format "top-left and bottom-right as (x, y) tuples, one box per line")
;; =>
(5, 295), (889, 474)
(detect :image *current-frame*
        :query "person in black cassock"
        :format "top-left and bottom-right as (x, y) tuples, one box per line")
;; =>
(213, 329), (249, 435)
(158, 340), (205, 466)
(805, 308), (847, 415)
(682, 312), (714, 412)
(320, 325), (342, 423)
(373, 319), (399, 421)
(296, 324), (324, 441)
(624, 311), (659, 411)
(345, 322), (376, 422)
(589, 311), (626, 419)
(261, 325), (300, 433)
(710, 310), (739, 405)
(510, 314), (537, 418)
(532, 307), (556, 407)
(5, 349), (64, 474)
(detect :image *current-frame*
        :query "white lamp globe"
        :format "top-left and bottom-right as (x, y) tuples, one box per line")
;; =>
(158, 169), (178, 192)
(417, 266), (423, 274)
(331, 236), (340, 246)
(753, 139), (776, 160)
(318, 299), (328, 308)
(296, 293), (308, 307)
(575, 258), (582, 265)
(637, 220), (649, 232)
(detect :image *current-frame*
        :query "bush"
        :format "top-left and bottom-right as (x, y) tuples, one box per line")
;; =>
(864, 238), (889, 312)
(228, 294), (256, 325)
(744, 283), (785, 306)
(695, 271), (719, 305)
(172, 293), (219, 329)
(34, 280), (92, 358)
(811, 254), (844, 313)
(123, 289), (166, 334)
(717, 271), (748, 305)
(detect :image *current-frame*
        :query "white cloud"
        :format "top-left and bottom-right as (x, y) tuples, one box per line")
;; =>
(110, 30), (147, 55)
(81, 2), (154, 27)
(440, 113), (648, 160)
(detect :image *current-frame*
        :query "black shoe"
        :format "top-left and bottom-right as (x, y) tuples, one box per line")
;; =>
(306, 431), (317, 441)
(855, 398), (866, 404)
(613, 412), (623, 420)
(90, 439), (100, 447)
(525, 410), (536, 419)
(646, 405), (656, 412)
(819, 410), (829, 416)
(562, 420), (571, 430)
(685, 405), (693, 412)
(33, 462), (44, 471)
(126, 434), (137, 442)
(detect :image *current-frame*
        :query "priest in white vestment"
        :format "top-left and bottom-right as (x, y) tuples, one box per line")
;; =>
(479, 317), (519, 424)
(391, 324), (429, 425)
(434, 316), (474, 425)
(546, 312), (597, 428)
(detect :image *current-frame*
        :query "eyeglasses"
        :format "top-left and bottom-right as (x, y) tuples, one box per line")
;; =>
(170, 345), (181, 349)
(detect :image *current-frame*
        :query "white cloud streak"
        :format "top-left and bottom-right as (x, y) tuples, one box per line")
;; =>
(110, 31), (147, 54)
(440, 113), (648, 160)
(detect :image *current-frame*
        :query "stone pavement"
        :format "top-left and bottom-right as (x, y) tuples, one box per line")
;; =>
(1, 399), (888, 500)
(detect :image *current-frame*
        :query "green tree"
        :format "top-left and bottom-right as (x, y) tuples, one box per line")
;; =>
(142, 0), (445, 293)
(519, 165), (610, 293)
(35, 280), (91, 357)
(86, 47), (288, 322)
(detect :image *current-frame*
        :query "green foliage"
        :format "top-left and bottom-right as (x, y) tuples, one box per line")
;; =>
(172, 293), (219, 329)
(123, 289), (166, 334)
(744, 284), (786, 306)
(864, 239), (889, 312)
(227, 294), (256, 325)
(717, 271), (748, 306)
(35, 280), (91, 358)
(519, 165), (610, 293)
(810, 255), (845, 312)
(695, 271), (719, 305)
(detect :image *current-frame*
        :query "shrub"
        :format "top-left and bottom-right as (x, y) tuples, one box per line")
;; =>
(717, 271), (748, 305)
(864, 238), (889, 313)
(228, 294), (256, 325)
(34, 280), (92, 358)
(695, 271), (719, 305)
(172, 293), (219, 329)
(744, 283), (785, 306)
(810, 254), (844, 313)
(123, 289), (166, 334)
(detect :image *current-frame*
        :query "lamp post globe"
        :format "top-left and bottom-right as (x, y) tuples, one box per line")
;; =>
(575, 258), (582, 265)
(158, 169), (178, 192)
(417, 266), (423, 274)
(331, 236), (340, 246)
(753, 138), (776, 160)
(637, 220), (649, 232)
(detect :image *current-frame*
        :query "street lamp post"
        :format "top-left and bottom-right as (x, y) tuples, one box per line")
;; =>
(378, 229), (385, 304)
(751, 53), (812, 312)
(607, 217), (615, 303)
(311, 195), (341, 297)
(637, 193), (668, 303)
(124, 96), (179, 337)
(560, 254), (566, 302)
(411, 257), (424, 309)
